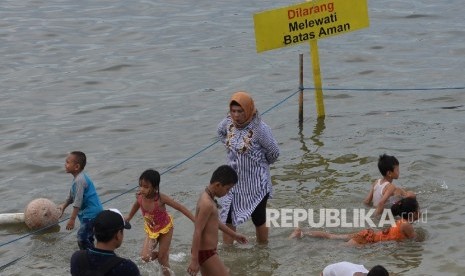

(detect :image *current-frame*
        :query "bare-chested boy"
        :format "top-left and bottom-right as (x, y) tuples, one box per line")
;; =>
(187, 165), (248, 276)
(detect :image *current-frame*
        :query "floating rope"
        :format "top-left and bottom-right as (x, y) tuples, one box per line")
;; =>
(303, 86), (465, 91)
(0, 85), (463, 271)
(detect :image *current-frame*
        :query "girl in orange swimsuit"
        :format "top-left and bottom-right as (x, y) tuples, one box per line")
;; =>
(125, 169), (195, 275)
(290, 197), (420, 245)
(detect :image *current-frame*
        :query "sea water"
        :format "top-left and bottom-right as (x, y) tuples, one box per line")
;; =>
(0, 0), (464, 275)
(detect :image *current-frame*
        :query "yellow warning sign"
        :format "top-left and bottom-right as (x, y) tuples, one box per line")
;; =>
(254, 0), (369, 52)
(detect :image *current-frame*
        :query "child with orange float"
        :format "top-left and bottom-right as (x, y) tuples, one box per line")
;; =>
(290, 197), (420, 245)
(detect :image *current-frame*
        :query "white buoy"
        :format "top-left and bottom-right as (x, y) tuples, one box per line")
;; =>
(0, 213), (25, 224)
(23, 198), (61, 230)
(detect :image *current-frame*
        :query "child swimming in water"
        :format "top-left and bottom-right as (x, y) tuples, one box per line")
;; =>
(290, 197), (420, 245)
(364, 154), (416, 216)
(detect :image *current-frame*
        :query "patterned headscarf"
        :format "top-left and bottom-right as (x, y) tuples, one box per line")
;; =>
(230, 91), (257, 128)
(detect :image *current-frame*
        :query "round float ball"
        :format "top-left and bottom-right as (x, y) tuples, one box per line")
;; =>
(24, 198), (61, 230)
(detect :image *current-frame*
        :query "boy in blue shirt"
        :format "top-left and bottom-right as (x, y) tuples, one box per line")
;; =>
(60, 151), (103, 250)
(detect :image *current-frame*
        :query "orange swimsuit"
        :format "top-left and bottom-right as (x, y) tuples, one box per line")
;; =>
(352, 219), (408, 244)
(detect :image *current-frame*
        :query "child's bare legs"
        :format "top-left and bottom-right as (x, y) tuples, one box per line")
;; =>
(309, 230), (351, 240)
(157, 228), (174, 276)
(289, 228), (351, 241)
(201, 254), (229, 276)
(289, 227), (303, 239)
(141, 235), (158, 262)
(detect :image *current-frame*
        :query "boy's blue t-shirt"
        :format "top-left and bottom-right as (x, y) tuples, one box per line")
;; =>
(68, 172), (103, 220)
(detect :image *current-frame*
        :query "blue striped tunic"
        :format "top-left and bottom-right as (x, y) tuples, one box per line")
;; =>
(217, 113), (279, 226)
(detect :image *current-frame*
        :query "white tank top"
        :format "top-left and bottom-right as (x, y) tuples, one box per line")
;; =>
(372, 179), (400, 207)
(322, 261), (369, 276)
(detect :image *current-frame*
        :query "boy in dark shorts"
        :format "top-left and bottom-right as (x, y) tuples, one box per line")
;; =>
(187, 165), (248, 276)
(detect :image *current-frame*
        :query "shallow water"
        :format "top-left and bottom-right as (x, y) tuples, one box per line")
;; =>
(1, 0), (464, 275)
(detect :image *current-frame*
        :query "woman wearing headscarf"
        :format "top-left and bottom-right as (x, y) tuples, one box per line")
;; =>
(217, 91), (280, 244)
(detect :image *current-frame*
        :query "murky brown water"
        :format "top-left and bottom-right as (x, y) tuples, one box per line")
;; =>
(1, 0), (464, 275)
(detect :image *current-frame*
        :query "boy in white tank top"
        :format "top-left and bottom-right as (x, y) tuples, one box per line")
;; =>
(364, 154), (415, 216)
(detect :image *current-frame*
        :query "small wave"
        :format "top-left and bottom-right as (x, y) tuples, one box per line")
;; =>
(169, 252), (186, 262)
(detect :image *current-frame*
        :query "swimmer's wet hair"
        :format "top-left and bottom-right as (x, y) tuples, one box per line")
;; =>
(368, 265), (389, 276)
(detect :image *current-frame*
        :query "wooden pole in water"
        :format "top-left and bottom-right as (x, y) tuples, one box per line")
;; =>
(299, 53), (304, 125)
